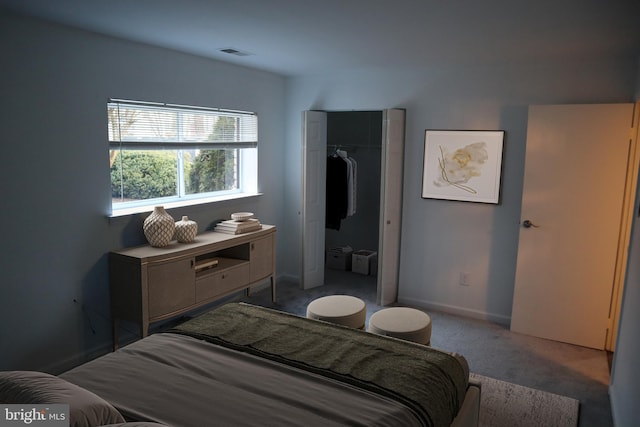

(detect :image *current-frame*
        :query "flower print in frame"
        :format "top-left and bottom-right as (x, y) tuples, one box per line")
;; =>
(422, 130), (505, 203)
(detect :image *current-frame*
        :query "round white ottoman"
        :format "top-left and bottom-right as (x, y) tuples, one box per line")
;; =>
(368, 307), (432, 345)
(306, 295), (367, 329)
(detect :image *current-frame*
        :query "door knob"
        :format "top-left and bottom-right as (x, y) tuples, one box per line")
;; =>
(522, 220), (539, 228)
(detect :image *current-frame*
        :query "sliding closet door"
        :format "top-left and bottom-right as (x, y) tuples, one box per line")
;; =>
(301, 111), (327, 289)
(377, 109), (405, 306)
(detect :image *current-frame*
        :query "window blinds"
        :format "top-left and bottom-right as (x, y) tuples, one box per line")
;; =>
(108, 99), (258, 149)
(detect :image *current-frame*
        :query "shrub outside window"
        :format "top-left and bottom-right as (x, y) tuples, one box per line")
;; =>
(108, 99), (258, 215)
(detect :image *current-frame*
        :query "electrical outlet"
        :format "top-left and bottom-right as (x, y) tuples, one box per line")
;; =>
(459, 272), (470, 286)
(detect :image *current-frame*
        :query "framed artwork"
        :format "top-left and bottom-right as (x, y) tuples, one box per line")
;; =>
(422, 130), (505, 204)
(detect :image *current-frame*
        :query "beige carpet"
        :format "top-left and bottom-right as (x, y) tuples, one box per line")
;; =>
(470, 373), (579, 427)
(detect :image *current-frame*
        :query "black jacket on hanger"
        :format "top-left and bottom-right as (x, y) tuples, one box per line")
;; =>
(326, 155), (349, 230)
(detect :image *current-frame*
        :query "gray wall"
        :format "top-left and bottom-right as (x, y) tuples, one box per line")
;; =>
(609, 60), (640, 426)
(0, 11), (286, 372)
(283, 61), (638, 323)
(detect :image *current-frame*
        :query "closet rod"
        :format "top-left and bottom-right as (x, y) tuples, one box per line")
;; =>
(327, 144), (381, 150)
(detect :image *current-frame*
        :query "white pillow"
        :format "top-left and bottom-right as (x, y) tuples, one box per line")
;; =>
(0, 371), (125, 427)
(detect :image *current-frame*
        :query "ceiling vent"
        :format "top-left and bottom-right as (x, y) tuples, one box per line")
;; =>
(219, 48), (252, 57)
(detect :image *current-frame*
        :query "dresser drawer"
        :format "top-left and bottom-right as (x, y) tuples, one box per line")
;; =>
(196, 261), (250, 302)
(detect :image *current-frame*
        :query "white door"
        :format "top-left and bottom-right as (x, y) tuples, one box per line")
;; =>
(511, 103), (633, 349)
(377, 109), (405, 305)
(301, 111), (327, 289)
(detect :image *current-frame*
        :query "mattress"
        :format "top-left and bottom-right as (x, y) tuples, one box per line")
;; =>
(62, 303), (470, 427)
(63, 333), (432, 426)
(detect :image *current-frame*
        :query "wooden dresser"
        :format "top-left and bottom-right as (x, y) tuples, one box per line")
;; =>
(109, 225), (276, 348)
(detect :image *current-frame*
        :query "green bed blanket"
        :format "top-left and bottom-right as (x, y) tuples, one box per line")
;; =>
(169, 302), (468, 427)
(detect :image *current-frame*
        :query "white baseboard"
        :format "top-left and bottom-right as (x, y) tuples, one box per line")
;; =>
(277, 273), (299, 285)
(397, 296), (511, 326)
(43, 341), (113, 375)
(249, 281), (271, 292)
(249, 273), (299, 293)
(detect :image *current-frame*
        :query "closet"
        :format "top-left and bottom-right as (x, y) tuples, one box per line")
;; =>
(325, 111), (382, 255)
(302, 109), (405, 305)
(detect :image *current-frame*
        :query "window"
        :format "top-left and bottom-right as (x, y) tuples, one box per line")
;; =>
(108, 99), (258, 215)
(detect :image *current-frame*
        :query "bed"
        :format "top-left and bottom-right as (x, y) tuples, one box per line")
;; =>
(2, 303), (480, 427)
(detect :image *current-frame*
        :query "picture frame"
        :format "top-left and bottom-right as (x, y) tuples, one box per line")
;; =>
(421, 130), (505, 204)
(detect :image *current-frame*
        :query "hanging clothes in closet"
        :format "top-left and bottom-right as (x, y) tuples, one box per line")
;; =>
(326, 149), (357, 230)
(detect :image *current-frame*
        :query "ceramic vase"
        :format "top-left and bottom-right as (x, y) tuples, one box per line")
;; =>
(143, 206), (175, 247)
(175, 216), (198, 243)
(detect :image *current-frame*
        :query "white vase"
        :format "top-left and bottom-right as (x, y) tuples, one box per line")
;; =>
(143, 206), (175, 247)
(175, 216), (198, 243)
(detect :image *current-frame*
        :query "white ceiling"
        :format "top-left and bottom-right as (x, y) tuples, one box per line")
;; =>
(2, 0), (639, 76)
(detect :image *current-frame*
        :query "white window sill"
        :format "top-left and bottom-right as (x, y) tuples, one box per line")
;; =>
(108, 192), (263, 218)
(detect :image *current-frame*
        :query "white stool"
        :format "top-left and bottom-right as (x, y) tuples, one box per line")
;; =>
(368, 307), (432, 345)
(306, 295), (367, 329)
